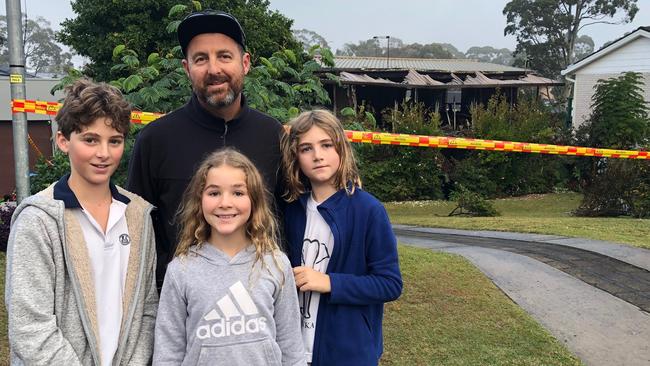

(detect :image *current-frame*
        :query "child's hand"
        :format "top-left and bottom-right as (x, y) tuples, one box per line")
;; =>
(293, 266), (331, 293)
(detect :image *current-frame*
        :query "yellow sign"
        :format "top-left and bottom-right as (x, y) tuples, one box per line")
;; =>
(10, 74), (23, 83)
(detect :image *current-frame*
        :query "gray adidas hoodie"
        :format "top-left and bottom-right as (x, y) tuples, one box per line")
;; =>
(153, 244), (306, 366)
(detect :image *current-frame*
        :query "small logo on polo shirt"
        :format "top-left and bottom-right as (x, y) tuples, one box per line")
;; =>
(119, 234), (131, 246)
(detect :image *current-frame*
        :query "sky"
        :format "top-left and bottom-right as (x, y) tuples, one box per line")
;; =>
(2, 0), (649, 60)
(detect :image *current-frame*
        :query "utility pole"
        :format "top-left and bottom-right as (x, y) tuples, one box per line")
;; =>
(6, 0), (30, 202)
(373, 35), (391, 68)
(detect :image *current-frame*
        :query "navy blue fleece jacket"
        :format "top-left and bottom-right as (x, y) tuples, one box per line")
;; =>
(284, 188), (402, 366)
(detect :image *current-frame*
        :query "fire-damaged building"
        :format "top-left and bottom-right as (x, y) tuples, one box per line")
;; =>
(318, 56), (562, 128)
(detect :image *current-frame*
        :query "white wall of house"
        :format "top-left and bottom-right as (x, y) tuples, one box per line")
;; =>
(569, 36), (650, 128)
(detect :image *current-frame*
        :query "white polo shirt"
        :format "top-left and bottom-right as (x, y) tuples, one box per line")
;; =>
(54, 176), (131, 366)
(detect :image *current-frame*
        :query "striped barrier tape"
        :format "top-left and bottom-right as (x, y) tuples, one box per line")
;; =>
(11, 99), (163, 125)
(11, 99), (650, 160)
(345, 131), (649, 160)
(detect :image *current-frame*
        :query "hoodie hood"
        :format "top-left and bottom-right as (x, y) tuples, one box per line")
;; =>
(189, 242), (256, 266)
(12, 184), (65, 228)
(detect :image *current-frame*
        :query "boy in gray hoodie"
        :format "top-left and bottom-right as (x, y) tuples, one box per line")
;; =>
(5, 79), (157, 365)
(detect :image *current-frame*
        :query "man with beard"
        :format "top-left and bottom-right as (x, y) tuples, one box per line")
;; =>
(127, 10), (285, 289)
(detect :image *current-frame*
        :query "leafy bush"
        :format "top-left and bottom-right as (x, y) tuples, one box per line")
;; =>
(575, 72), (649, 150)
(573, 159), (637, 217)
(630, 162), (650, 218)
(0, 201), (16, 252)
(54, 3), (334, 123)
(448, 185), (499, 217)
(31, 151), (70, 193)
(466, 93), (570, 197)
(447, 156), (498, 198)
(355, 102), (445, 201)
(574, 72), (650, 217)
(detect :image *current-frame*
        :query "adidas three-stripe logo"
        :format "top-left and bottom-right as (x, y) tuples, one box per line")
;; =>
(204, 281), (258, 320)
(197, 281), (268, 339)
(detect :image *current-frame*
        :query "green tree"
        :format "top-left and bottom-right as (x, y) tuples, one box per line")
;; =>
(54, 3), (334, 121)
(354, 102), (445, 201)
(465, 93), (569, 197)
(58, 0), (301, 81)
(503, 0), (638, 78)
(465, 46), (514, 65)
(574, 72), (650, 217)
(337, 38), (389, 57)
(293, 28), (329, 52)
(336, 37), (455, 59)
(0, 15), (72, 76)
(574, 34), (595, 60)
(578, 72), (649, 149)
(438, 43), (466, 59)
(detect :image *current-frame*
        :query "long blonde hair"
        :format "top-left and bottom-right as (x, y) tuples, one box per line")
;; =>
(175, 148), (282, 275)
(282, 109), (361, 202)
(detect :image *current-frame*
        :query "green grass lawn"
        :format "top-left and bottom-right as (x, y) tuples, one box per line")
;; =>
(385, 192), (650, 249)
(384, 245), (581, 365)
(1, 246), (582, 365)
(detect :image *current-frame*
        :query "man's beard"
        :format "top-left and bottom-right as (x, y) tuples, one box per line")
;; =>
(195, 73), (244, 108)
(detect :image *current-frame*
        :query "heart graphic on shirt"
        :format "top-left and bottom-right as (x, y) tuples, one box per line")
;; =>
(300, 238), (331, 319)
(301, 238), (330, 267)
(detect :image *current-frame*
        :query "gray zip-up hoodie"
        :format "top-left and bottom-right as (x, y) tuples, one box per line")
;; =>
(5, 182), (158, 365)
(154, 244), (305, 366)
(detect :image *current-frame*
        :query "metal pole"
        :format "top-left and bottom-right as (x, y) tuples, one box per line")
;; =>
(386, 36), (390, 68)
(6, 0), (30, 201)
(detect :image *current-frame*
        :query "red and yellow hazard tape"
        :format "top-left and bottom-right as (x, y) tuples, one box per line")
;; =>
(11, 99), (163, 125)
(345, 131), (649, 160)
(12, 99), (650, 160)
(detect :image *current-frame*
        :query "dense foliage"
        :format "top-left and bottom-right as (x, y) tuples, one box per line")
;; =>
(0, 16), (72, 76)
(54, 2), (334, 121)
(353, 102), (446, 201)
(31, 151), (71, 193)
(461, 93), (570, 197)
(0, 201), (15, 252)
(576, 72), (649, 149)
(36, 2), (333, 192)
(574, 72), (650, 217)
(504, 0), (638, 78)
(336, 37), (456, 59)
(58, 0), (301, 81)
(448, 185), (499, 217)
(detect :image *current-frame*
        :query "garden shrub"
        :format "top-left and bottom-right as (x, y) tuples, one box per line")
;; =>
(447, 156), (498, 198)
(573, 159), (639, 217)
(466, 93), (570, 197)
(630, 162), (650, 218)
(31, 151), (71, 193)
(354, 102), (445, 201)
(574, 72), (650, 217)
(448, 185), (499, 217)
(0, 201), (16, 252)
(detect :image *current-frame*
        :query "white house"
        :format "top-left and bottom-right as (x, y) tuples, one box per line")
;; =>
(561, 26), (650, 128)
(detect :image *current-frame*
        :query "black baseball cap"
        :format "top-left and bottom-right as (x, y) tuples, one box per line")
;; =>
(177, 10), (246, 56)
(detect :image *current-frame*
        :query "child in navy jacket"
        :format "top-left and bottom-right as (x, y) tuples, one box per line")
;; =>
(282, 109), (403, 366)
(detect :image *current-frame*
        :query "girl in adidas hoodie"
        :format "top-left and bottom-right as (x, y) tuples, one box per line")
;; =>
(153, 148), (305, 365)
